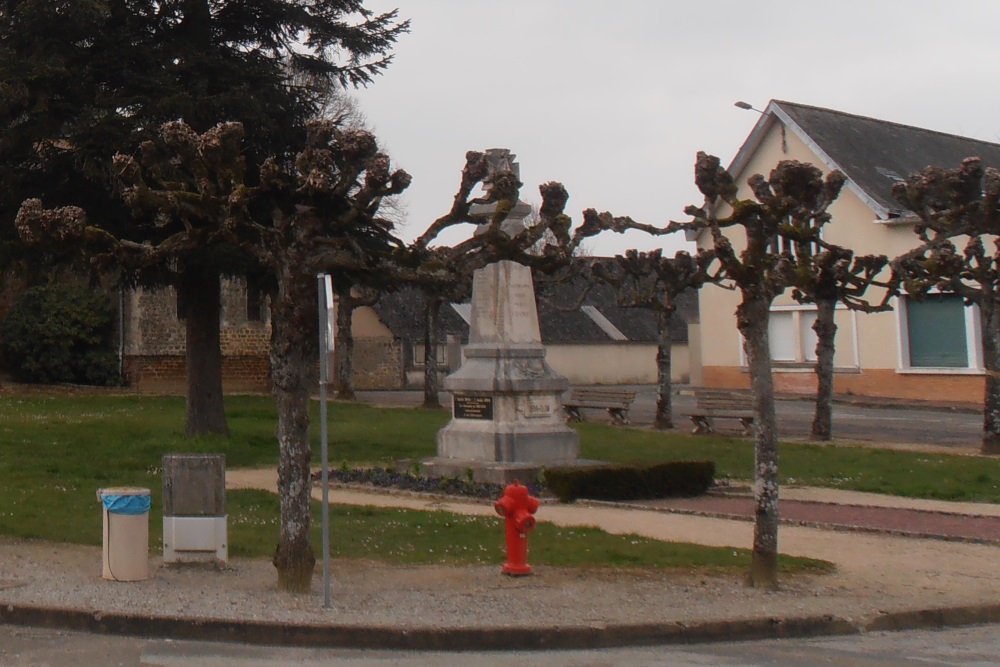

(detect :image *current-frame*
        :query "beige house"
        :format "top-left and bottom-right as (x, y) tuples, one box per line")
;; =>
(694, 100), (1000, 403)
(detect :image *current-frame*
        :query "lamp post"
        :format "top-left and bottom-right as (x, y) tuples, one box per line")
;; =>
(735, 101), (785, 151)
(734, 100), (764, 113)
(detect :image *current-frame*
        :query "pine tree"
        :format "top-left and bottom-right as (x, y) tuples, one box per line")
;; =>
(0, 0), (408, 434)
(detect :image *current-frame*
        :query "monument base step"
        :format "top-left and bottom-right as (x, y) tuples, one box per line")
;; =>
(416, 457), (606, 486)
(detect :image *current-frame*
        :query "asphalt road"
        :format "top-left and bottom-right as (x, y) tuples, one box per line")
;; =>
(360, 386), (985, 450)
(4, 624), (999, 666)
(663, 390), (983, 449)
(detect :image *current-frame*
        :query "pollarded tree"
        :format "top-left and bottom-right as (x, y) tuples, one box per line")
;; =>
(0, 0), (408, 435)
(781, 241), (893, 440)
(891, 158), (1000, 454)
(20, 119), (410, 591)
(684, 152), (845, 589)
(591, 249), (714, 430)
(134, 121), (409, 591)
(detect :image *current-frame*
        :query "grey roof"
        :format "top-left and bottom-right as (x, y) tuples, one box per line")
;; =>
(372, 279), (698, 345)
(729, 100), (1000, 219)
(372, 288), (469, 342)
(536, 279), (697, 344)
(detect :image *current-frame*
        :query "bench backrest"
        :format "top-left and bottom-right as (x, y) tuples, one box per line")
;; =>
(569, 388), (636, 403)
(693, 388), (753, 410)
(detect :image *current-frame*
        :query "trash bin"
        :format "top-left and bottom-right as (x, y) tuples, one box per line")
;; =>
(97, 487), (151, 582)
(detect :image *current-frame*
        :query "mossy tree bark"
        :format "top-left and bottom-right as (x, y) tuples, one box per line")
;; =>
(654, 307), (675, 430)
(738, 296), (780, 591)
(980, 300), (1000, 455)
(422, 297), (443, 409)
(333, 282), (357, 402)
(269, 259), (318, 593)
(810, 298), (837, 441)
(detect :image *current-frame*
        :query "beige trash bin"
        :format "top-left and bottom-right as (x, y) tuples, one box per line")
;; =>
(97, 487), (151, 581)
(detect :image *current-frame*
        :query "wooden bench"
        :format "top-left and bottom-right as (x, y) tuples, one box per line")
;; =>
(563, 388), (636, 425)
(685, 388), (754, 435)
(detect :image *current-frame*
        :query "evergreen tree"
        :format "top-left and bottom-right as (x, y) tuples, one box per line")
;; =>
(0, 0), (408, 435)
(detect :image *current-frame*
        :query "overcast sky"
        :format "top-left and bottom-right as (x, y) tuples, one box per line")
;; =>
(353, 1), (1000, 257)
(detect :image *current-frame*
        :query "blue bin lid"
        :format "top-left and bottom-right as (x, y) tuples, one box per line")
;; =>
(98, 487), (151, 515)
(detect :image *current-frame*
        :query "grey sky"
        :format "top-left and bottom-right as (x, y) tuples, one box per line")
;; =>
(354, 1), (1000, 256)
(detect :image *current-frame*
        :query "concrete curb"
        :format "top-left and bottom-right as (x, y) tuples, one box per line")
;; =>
(4, 601), (1000, 651)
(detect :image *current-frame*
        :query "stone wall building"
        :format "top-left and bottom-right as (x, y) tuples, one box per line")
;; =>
(122, 278), (271, 392)
(119, 274), (697, 393)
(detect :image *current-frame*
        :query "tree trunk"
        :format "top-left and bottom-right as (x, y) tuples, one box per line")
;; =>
(269, 267), (318, 593)
(334, 284), (356, 401)
(737, 296), (780, 591)
(980, 299), (1000, 455)
(810, 299), (837, 441)
(422, 297), (443, 409)
(654, 307), (674, 430)
(178, 266), (229, 437)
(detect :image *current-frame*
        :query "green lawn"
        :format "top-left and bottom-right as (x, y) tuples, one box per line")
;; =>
(3, 392), (994, 571)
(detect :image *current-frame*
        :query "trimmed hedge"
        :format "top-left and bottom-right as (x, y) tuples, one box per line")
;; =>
(544, 461), (715, 503)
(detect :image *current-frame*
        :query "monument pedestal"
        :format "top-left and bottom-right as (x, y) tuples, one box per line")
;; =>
(430, 261), (579, 484)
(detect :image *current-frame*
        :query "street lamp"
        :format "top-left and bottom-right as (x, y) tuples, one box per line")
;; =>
(734, 101), (764, 113)
(735, 100), (784, 152)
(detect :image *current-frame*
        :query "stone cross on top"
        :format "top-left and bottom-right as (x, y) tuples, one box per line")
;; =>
(472, 148), (532, 237)
(483, 148), (520, 182)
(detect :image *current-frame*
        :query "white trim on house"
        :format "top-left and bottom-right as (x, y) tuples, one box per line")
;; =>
(581, 305), (628, 341)
(766, 103), (893, 221)
(449, 303), (472, 325)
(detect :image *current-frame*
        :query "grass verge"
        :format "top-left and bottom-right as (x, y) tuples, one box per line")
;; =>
(1, 392), (993, 571)
(229, 490), (829, 573)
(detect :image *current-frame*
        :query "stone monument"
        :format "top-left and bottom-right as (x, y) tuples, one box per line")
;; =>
(430, 259), (580, 483)
(422, 148), (580, 483)
(428, 261), (580, 483)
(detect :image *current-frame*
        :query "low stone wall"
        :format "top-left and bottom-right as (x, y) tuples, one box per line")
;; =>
(126, 339), (403, 393)
(124, 355), (270, 393)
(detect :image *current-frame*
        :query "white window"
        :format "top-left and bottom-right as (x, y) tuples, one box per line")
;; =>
(771, 217), (820, 259)
(898, 294), (981, 371)
(768, 307), (818, 363)
(413, 343), (448, 367)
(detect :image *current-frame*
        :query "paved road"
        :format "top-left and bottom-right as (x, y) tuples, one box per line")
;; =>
(361, 386), (985, 450)
(631, 387), (983, 449)
(4, 624), (999, 666)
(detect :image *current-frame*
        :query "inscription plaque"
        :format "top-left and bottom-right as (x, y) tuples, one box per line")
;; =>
(454, 395), (494, 420)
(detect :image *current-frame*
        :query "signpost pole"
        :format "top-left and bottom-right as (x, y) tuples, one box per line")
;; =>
(317, 274), (333, 609)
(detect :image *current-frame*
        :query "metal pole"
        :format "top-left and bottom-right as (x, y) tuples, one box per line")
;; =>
(317, 274), (331, 609)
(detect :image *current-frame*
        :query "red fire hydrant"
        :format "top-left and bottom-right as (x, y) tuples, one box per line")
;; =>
(494, 480), (539, 576)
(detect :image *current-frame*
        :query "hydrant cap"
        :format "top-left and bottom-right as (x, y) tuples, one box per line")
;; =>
(504, 481), (528, 500)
